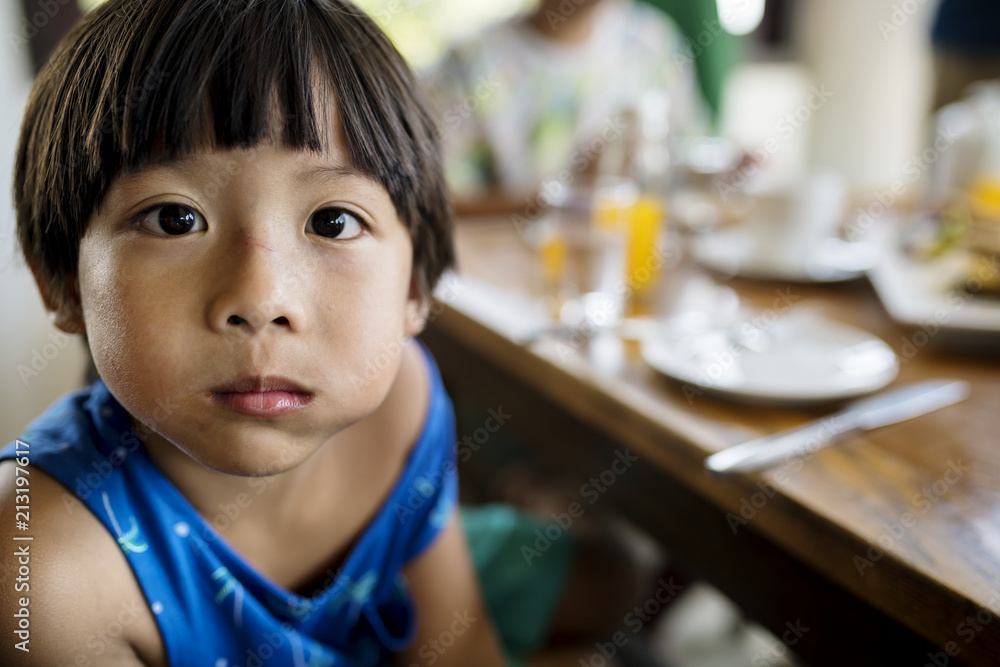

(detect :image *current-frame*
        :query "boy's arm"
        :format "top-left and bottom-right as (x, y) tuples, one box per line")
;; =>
(397, 507), (508, 667)
(0, 461), (151, 666)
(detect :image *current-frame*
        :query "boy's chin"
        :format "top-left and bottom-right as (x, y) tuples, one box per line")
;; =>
(181, 434), (320, 478)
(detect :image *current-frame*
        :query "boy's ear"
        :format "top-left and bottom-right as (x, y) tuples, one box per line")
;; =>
(27, 258), (85, 335)
(403, 272), (430, 337)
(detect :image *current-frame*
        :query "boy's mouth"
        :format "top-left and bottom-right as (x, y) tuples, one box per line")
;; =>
(209, 375), (314, 417)
(211, 375), (311, 394)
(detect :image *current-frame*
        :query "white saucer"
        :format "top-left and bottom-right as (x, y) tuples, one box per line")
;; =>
(640, 311), (899, 406)
(690, 229), (880, 282)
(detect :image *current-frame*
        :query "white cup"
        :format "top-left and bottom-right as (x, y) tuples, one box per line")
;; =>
(743, 171), (848, 261)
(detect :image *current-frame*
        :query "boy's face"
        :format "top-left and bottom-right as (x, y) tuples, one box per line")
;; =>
(53, 139), (426, 476)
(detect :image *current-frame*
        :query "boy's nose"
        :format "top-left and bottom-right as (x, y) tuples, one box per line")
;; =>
(206, 235), (307, 335)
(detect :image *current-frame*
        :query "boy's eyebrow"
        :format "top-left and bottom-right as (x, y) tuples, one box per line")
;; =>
(129, 156), (367, 183)
(297, 162), (369, 184)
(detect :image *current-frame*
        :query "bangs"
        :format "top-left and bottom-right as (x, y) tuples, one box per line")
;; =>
(111, 1), (375, 172)
(18, 0), (452, 306)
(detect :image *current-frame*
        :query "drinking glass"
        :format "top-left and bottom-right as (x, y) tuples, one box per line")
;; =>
(536, 183), (628, 329)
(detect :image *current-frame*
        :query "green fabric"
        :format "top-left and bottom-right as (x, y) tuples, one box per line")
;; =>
(462, 503), (576, 660)
(638, 0), (744, 122)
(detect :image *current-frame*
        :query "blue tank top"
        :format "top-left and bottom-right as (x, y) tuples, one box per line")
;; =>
(0, 344), (457, 666)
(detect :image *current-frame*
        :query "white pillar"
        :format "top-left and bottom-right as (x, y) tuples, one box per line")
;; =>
(794, 0), (936, 192)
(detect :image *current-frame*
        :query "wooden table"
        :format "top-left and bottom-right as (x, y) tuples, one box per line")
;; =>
(420, 216), (1000, 667)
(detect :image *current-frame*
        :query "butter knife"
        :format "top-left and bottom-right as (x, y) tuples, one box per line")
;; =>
(704, 379), (971, 474)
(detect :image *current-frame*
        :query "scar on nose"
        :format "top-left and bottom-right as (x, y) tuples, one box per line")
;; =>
(245, 237), (273, 253)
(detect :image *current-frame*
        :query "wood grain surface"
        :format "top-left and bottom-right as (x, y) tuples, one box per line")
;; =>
(423, 217), (1000, 666)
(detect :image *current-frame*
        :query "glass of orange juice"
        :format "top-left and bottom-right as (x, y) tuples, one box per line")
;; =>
(592, 176), (666, 301)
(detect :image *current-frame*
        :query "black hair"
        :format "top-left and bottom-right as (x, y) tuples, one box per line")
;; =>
(16, 0), (454, 312)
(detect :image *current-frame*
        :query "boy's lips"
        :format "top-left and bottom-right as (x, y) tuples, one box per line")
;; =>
(210, 375), (312, 395)
(209, 375), (314, 417)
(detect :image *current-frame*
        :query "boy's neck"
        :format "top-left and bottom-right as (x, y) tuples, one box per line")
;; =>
(138, 422), (334, 532)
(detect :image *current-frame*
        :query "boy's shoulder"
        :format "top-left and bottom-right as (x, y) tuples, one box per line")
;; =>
(0, 461), (164, 665)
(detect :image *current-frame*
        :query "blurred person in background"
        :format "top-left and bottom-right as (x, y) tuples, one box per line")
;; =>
(424, 0), (707, 215)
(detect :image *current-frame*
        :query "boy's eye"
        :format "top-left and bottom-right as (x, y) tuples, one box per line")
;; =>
(307, 208), (365, 240)
(136, 204), (206, 236)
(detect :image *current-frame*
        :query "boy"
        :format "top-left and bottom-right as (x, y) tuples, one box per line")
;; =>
(0, 1), (598, 664)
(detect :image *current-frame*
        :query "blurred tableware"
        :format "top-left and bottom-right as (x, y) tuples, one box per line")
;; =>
(960, 178), (1000, 296)
(746, 171), (847, 257)
(689, 170), (879, 282)
(592, 176), (667, 297)
(928, 95), (987, 208)
(704, 379), (971, 474)
(681, 137), (743, 185)
(672, 136), (743, 231)
(928, 82), (1000, 209)
(557, 217), (627, 328)
(867, 218), (1000, 353)
(590, 92), (673, 298)
(640, 308), (899, 406)
(534, 184), (629, 329)
(925, 84), (1000, 300)
(690, 230), (880, 282)
(515, 277), (741, 345)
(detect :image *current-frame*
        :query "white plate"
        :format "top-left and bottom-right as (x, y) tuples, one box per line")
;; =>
(640, 311), (899, 406)
(866, 220), (1000, 351)
(690, 229), (880, 283)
